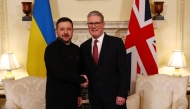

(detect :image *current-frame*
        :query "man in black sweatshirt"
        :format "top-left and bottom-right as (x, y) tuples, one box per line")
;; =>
(44, 17), (88, 109)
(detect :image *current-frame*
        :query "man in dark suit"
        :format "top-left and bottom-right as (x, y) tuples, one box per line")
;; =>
(80, 10), (129, 109)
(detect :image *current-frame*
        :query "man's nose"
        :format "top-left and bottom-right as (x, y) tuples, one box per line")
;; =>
(63, 29), (68, 33)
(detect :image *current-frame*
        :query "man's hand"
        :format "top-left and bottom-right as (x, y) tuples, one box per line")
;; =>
(80, 75), (88, 88)
(116, 96), (126, 106)
(78, 97), (82, 107)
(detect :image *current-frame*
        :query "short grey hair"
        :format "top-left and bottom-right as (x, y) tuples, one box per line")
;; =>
(87, 10), (104, 22)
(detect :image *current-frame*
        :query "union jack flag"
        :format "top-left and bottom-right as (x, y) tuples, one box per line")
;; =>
(125, 0), (158, 94)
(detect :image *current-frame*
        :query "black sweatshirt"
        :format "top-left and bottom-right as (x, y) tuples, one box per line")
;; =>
(45, 38), (86, 102)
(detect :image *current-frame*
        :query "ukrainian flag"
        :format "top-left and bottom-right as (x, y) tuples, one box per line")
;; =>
(27, 0), (56, 77)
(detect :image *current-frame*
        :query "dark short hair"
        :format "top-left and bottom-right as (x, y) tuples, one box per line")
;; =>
(56, 17), (73, 29)
(87, 10), (104, 22)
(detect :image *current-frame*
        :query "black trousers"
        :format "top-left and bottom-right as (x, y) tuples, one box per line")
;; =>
(46, 99), (78, 109)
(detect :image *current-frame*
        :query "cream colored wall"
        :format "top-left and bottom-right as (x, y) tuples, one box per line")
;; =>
(0, 0), (190, 80)
(50, 0), (132, 21)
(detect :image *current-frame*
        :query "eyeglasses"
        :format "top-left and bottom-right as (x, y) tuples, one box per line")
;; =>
(87, 22), (102, 27)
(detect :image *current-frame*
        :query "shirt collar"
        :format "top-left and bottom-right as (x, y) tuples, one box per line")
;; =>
(92, 32), (104, 43)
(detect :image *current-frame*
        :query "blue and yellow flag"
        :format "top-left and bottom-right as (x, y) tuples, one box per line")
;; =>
(27, 0), (56, 77)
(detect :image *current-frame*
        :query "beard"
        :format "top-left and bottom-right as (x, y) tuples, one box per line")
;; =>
(58, 35), (72, 44)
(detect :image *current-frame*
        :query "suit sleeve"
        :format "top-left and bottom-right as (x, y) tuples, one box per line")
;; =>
(79, 44), (87, 75)
(116, 38), (129, 98)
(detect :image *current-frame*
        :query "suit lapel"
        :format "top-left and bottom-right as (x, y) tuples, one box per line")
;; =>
(86, 38), (97, 68)
(98, 35), (109, 67)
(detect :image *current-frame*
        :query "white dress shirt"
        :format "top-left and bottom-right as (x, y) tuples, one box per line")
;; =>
(91, 33), (104, 58)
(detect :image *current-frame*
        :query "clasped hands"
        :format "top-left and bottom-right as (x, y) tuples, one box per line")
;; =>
(80, 75), (88, 88)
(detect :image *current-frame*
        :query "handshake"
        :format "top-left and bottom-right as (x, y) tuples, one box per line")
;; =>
(80, 75), (88, 88)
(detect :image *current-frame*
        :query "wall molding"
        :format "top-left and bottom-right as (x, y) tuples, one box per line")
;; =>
(73, 20), (161, 29)
(22, 20), (162, 30)
(74, 21), (128, 29)
(176, 0), (185, 50)
(176, 0), (189, 61)
(0, 0), (9, 53)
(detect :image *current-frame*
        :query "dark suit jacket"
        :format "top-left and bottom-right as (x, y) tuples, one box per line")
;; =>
(80, 33), (129, 104)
